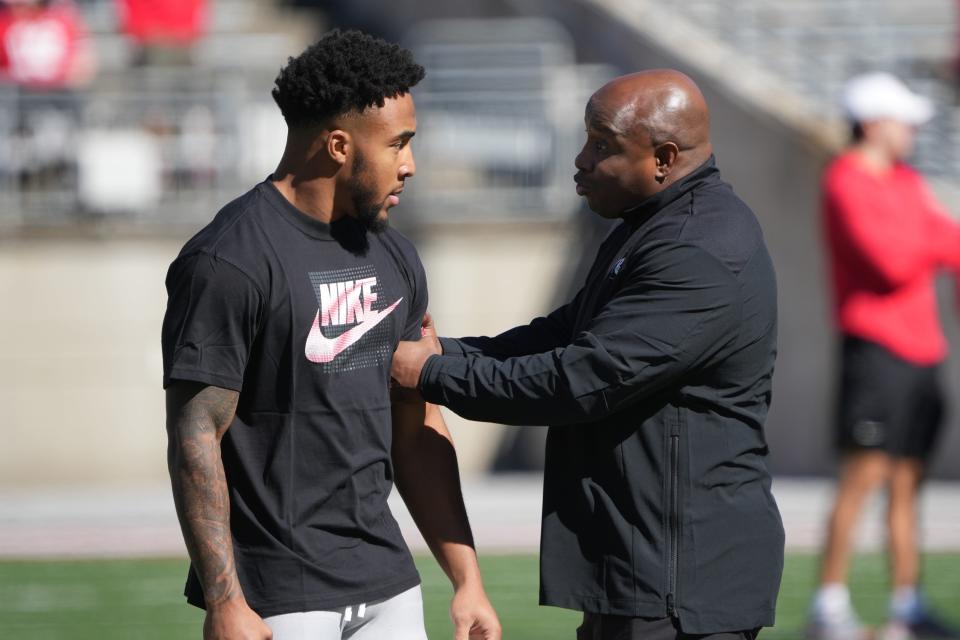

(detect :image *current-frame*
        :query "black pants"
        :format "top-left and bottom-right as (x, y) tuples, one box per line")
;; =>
(577, 613), (761, 640)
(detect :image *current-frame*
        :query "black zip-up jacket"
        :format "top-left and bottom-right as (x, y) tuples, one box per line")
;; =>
(418, 157), (784, 633)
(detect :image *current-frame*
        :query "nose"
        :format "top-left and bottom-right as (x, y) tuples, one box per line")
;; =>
(574, 144), (591, 172)
(400, 148), (416, 179)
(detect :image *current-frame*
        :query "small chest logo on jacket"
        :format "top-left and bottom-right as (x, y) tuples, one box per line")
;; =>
(305, 266), (401, 372)
(610, 257), (626, 278)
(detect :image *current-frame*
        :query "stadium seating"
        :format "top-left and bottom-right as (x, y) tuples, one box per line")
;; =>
(680, 0), (960, 178)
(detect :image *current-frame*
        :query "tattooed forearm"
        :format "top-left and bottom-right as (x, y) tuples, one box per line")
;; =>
(166, 382), (241, 607)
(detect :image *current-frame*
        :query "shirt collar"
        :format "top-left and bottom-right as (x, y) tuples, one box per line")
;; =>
(260, 177), (336, 241)
(623, 155), (719, 226)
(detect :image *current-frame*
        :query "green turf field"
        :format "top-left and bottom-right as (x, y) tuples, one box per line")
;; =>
(1, 553), (958, 639)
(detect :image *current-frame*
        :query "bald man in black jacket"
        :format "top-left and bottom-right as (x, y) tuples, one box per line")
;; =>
(392, 70), (784, 640)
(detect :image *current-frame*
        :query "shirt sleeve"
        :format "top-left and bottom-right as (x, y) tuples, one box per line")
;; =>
(439, 290), (581, 359)
(161, 252), (263, 391)
(825, 167), (960, 289)
(916, 177), (960, 271)
(401, 248), (429, 342)
(419, 241), (743, 426)
(0, 18), (9, 73)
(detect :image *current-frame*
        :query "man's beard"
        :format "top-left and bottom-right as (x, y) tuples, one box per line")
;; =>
(349, 152), (389, 234)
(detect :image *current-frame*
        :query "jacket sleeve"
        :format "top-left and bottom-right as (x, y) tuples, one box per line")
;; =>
(439, 289), (582, 359)
(419, 241), (743, 426)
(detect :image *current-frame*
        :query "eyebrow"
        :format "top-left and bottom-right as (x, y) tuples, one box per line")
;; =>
(585, 109), (623, 137)
(586, 119), (622, 139)
(394, 130), (416, 142)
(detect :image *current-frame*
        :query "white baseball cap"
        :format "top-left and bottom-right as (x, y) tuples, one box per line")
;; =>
(842, 72), (933, 126)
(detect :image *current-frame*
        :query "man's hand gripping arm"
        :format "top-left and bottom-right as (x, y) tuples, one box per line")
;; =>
(391, 318), (501, 639)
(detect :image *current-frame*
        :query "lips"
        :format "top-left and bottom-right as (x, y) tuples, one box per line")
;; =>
(387, 186), (404, 207)
(574, 175), (590, 195)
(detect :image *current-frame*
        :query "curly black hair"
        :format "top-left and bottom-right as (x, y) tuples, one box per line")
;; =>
(272, 29), (425, 128)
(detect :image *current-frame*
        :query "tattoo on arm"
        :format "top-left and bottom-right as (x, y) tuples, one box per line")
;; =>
(166, 382), (241, 607)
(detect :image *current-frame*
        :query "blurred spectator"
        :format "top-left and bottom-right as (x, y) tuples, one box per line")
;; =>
(0, 0), (94, 89)
(0, 0), (94, 191)
(807, 72), (960, 640)
(116, 0), (206, 65)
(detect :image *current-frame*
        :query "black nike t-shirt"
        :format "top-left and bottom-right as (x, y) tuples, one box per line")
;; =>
(161, 179), (426, 616)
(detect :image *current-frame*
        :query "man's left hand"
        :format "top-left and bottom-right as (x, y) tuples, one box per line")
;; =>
(450, 583), (502, 640)
(392, 313), (441, 389)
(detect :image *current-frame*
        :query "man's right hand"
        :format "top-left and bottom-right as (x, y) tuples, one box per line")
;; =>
(203, 598), (273, 639)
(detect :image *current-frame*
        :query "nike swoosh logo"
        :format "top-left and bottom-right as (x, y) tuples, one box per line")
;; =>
(305, 297), (403, 363)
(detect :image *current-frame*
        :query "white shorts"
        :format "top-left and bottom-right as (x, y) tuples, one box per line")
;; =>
(263, 585), (428, 640)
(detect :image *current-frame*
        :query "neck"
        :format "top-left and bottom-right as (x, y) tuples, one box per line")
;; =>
(621, 152), (713, 220)
(663, 145), (712, 189)
(851, 142), (895, 173)
(271, 130), (342, 224)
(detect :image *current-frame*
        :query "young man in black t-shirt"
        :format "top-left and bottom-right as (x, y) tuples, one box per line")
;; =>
(162, 31), (501, 640)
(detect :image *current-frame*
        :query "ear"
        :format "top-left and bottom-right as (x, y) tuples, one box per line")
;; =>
(326, 129), (350, 167)
(654, 141), (680, 183)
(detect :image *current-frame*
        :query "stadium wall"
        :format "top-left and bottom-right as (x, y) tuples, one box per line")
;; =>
(0, 223), (576, 485)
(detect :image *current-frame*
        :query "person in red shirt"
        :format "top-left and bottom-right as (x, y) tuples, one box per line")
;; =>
(808, 72), (960, 640)
(0, 0), (94, 90)
(115, 0), (205, 65)
(0, 0), (94, 190)
(116, 0), (205, 45)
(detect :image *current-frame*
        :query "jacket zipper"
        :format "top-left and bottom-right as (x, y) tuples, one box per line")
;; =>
(666, 425), (680, 616)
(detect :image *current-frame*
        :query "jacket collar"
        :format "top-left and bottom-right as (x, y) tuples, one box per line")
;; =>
(623, 154), (719, 227)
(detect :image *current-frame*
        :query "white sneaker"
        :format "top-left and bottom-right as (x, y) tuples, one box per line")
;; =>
(899, 605), (960, 639)
(806, 611), (873, 640)
(878, 621), (914, 640)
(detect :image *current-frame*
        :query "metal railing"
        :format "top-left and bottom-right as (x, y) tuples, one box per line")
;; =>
(0, 74), (286, 231)
(0, 17), (612, 231)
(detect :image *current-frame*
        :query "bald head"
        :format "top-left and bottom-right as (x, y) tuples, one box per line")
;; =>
(575, 70), (713, 217)
(590, 70), (710, 157)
